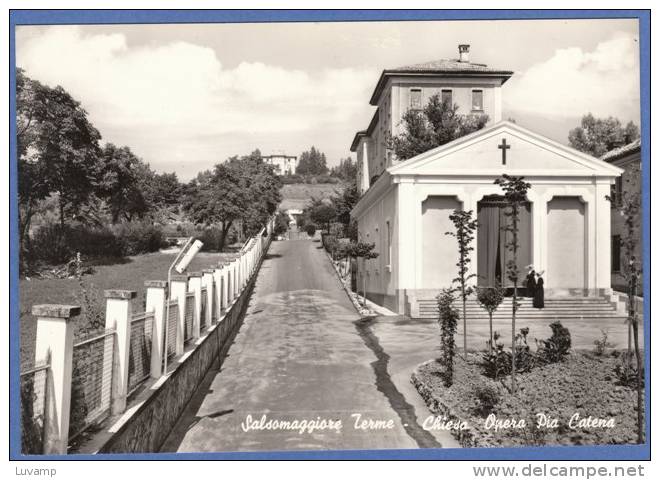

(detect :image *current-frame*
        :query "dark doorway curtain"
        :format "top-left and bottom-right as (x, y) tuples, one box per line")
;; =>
(477, 203), (501, 286)
(477, 198), (531, 288)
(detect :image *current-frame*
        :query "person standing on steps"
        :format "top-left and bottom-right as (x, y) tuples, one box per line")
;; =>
(525, 265), (537, 298)
(533, 271), (545, 309)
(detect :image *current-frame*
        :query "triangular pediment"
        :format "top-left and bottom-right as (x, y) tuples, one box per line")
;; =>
(388, 121), (623, 178)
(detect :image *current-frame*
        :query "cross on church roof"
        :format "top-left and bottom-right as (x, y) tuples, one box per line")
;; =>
(498, 138), (510, 165)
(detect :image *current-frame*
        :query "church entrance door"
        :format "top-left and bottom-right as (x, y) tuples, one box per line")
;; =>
(476, 195), (532, 290)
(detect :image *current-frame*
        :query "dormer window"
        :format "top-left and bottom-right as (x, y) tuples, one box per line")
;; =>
(410, 88), (422, 110)
(472, 89), (484, 111)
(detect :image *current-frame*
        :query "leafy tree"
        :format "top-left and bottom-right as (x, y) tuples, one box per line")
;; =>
(330, 157), (358, 181)
(184, 150), (281, 250)
(98, 143), (150, 223)
(148, 172), (183, 209)
(332, 180), (360, 228)
(446, 209), (479, 356)
(606, 166), (644, 444)
(17, 69), (102, 263)
(389, 93), (489, 161)
(273, 210), (290, 236)
(437, 288), (459, 387)
(569, 114), (639, 157)
(494, 174), (531, 394)
(309, 202), (337, 234)
(345, 241), (379, 306)
(297, 146), (328, 175)
(477, 283), (505, 354)
(304, 224), (317, 237)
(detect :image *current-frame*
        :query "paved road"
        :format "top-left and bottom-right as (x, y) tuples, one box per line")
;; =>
(161, 239), (457, 453)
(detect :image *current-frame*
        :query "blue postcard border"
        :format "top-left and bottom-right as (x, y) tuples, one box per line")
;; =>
(8, 9), (651, 461)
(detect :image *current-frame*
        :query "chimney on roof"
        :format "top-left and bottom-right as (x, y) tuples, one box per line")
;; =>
(458, 44), (470, 63)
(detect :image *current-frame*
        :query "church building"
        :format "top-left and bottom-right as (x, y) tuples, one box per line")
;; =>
(350, 45), (624, 317)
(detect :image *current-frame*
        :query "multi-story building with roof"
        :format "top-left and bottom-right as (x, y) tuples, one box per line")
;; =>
(350, 44), (514, 194)
(601, 139), (642, 293)
(262, 154), (298, 176)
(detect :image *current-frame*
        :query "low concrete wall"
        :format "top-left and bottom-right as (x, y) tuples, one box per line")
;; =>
(96, 237), (271, 454)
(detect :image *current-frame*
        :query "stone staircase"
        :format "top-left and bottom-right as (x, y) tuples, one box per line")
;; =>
(414, 296), (626, 321)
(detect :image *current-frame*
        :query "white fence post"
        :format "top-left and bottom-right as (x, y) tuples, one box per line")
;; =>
(32, 304), (80, 455)
(202, 269), (215, 327)
(104, 289), (136, 415)
(213, 266), (224, 314)
(145, 280), (167, 378)
(188, 273), (202, 340)
(170, 274), (188, 356)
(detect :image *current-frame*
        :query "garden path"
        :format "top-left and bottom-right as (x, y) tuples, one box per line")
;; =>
(161, 239), (458, 452)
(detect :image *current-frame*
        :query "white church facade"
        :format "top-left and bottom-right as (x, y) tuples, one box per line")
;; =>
(350, 47), (624, 316)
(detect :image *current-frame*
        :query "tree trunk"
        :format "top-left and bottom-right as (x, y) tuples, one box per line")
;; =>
(488, 312), (493, 355)
(462, 291), (467, 356)
(59, 196), (66, 231)
(218, 220), (233, 251)
(632, 318), (644, 444)
(511, 208), (519, 394)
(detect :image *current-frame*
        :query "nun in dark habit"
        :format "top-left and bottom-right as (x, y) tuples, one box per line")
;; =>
(533, 271), (545, 309)
(525, 265), (537, 298)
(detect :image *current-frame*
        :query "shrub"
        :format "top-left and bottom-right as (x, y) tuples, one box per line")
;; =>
(614, 351), (645, 388)
(437, 288), (458, 387)
(593, 329), (615, 356)
(514, 327), (535, 373)
(473, 383), (500, 416)
(114, 221), (166, 256)
(30, 223), (123, 264)
(29, 223), (72, 264)
(482, 328), (534, 378)
(536, 321), (572, 364)
(482, 331), (511, 379)
(305, 224), (317, 237)
(198, 227), (224, 251)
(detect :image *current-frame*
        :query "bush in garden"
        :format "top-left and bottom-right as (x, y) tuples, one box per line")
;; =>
(593, 329), (615, 356)
(514, 327), (535, 373)
(114, 221), (166, 256)
(536, 321), (572, 364)
(30, 223), (123, 264)
(482, 328), (534, 378)
(437, 288), (458, 387)
(29, 223), (72, 264)
(198, 227), (224, 251)
(614, 351), (645, 389)
(473, 383), (500, 416)
(305, 223), (317, 237)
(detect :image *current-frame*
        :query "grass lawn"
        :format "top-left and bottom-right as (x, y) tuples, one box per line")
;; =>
(19, 251), (237, 370)
(412, 351), (644, 447)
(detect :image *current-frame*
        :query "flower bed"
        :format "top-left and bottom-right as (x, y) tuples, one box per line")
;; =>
(412, 352), (644, 447)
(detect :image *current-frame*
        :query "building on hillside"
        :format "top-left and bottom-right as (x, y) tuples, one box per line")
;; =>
(262, 154), (298, 175)
(350, 47), (624, 317)
(600, 139), (642, 293)
(350, 44), (514, 195)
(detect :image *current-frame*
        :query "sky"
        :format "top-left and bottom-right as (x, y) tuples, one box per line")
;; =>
(15, 18), (640, 181)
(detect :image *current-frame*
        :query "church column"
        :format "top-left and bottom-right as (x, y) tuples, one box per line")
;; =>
(594, 181), (612, 293)
(464, 194), (479, 289)
(397, 179), (417, 315)
(531, 193), (547, 274)
(361, 140), (370, 193)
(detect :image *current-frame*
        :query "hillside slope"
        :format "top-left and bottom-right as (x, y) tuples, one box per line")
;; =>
(280, 183), (344, 211)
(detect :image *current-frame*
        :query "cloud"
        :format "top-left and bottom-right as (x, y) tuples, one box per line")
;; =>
(504, 32), (640, 122)
(16, 26), (376, 177)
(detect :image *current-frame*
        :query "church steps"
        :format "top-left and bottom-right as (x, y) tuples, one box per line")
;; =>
(412, 296), (623, 320)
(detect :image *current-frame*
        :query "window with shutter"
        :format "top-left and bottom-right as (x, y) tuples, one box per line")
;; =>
(472, 89), (483, 111)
